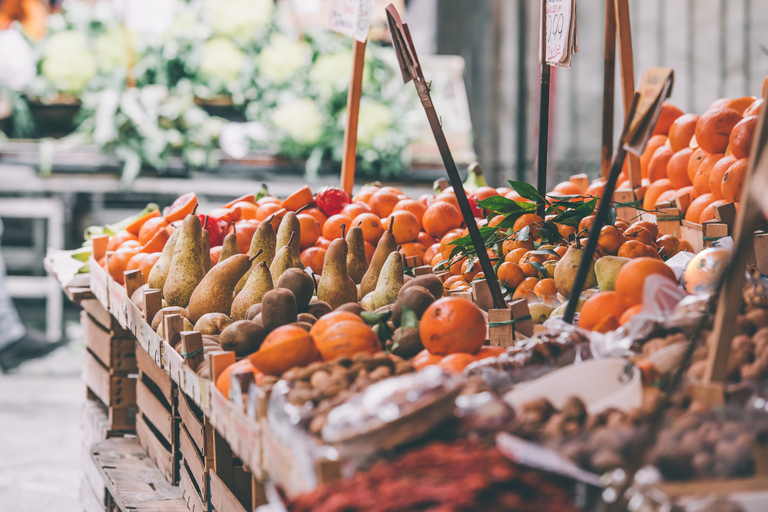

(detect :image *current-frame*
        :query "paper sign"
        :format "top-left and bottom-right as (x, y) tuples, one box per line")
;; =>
(623, 67), (674, 155)
(540, 0), (579, 68)
(330, 0), (375, 42)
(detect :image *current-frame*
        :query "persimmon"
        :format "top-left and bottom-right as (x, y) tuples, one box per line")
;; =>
(420, 297), (486, 356)
(614, 257), (677, 306)
(250, 325), (319, 376)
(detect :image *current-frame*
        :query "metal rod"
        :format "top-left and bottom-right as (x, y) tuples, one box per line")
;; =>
(600, 0), (616, 179)
(536, 0), (550, 218)
(515, 0), (528, 183)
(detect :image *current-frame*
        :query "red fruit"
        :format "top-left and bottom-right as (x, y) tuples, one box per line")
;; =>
(315, 186), (351, 217)
(467, 195), (482, 218)
(198, 214), (229, 247)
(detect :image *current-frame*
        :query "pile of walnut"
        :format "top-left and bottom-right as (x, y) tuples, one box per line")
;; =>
(281, 352), (414, 436)
(511, 396), (763, 480)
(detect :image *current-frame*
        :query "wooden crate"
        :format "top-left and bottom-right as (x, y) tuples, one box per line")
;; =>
(82, 349), (136, 432)
(179, 458), (207, 512)
(209, 463), (255, 512)
(681, 220), (704, 253)
(180, 418), (209, 501)
(179, 391), (214, 470)
(82, 311), (136, 374)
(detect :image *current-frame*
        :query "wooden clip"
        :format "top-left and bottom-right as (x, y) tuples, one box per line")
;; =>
(143, 288), (162, 321)
(714, 202), (737, 227)
(163, 313), (183, 349)
(488, 309), (515, 348)
(405, 255), (422, 268)
(123, 269), (144, 298)
(434, 271), (450, 282)
(702, 221), (729, 247)
(413, 265), (433, 276)
(208, 351), (236, 384)
(231, 370), (256, 412)
(180, 331), (204, 371)
(471, 279), (494, 312)
(508, 299), (534, 338)
(91, 235), (109, 262)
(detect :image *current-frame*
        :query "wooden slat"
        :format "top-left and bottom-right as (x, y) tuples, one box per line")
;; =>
(90, 437), (188, 512)
(209, 468), (247, 512)
(178, 392), (209, 460)
(135, 414), (175, 486)
(135, 341), (173, 402)
(82, 311), (136, 374)
(179, 461), (206, 512)
(83, 350), (137, 408)
(136, 378), (173, 445)
(81, 298), (117, 333)
(179, 424), (207, 495)
(81, 446), (106, 505)
(81, 397), (112, 447)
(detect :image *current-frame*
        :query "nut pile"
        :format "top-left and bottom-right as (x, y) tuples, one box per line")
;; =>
(281, 352), (414, 435)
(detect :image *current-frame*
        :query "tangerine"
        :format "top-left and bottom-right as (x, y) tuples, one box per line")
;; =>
(420, 297), (486, 355)
(297, 213), (321, 250)
(322, 214), (353, 240)
(685, 193), (716, 223)
(656, 235), (681, 259)
(614, 257), (677, 306)
(315, 321), (379, 360)
(438, 353), (478, 374)
(250, 325), (320, 376)
(721, 158), (747, 203)
(301, 247), (326, 274)
(695, 108), (743, 154)
(383, 211), (420, 244)
(341, 202), (372, 220)
(729, 115), (757, 159)
(164, 192), (198, 223)
(413, 349), (442, 370)
(281, 185), (313, 212)
(423, 202), (463, 238)
(578, 292), (628, 333)
(668, 113), (700, 151)
(709, 155), (737, 199)
(497, 262), (525, 288)
(368, 189), (400, 218)
(392, 199), (427, 229)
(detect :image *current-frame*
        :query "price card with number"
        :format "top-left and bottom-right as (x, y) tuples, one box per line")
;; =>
(540, 0), (579, 68)
(330, 0), (375, 42)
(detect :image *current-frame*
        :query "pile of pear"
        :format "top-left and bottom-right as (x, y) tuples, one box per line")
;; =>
(138, 209), (416, 368)
(530, 240), (632, 324)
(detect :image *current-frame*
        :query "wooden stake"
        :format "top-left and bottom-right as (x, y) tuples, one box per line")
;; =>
(91, 235), (109, 262)
(163, 313), (183, 349)
(143, 288), (161, 321)
(123, 269), (144, 299)
(614, 0), (641, 190)
(180, 331), (204, 371)
(340, 39), (367, 195)
(386, 5), (505, 310)
(536, 0), (550, 218)
(601, 0), (616, 180)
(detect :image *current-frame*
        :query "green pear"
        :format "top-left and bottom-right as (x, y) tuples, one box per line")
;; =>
(317, 235), (357, 309)
(235, 217), (276, 294)
(270, 231), (303, 283)
(346, 225), (368, 284)
(219, 223), (240, 262)
(360, 251), (404, 311)
(595, 256), (631, 291)
(551, 297), (587, 317)
(147, 227), (180, 292)
(554, 243), (596, 299)
(187, 253), (256, 323)
(528, 302), (556, 324)
(163, 212), (206, 307)
(231, 261), (274, 320)
(275, 212), (302, 268)
(360, 220), (396, 296)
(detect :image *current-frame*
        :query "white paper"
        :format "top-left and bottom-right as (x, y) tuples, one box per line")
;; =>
(539, 0), (579, 68)
(329, 0), (375, 42)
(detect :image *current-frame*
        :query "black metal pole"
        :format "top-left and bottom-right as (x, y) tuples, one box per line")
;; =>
(516, 0), (528, 183)
(536, 0), (550, 218)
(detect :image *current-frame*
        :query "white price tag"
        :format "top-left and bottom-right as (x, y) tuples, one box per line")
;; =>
(540, 0), (579, 68)
(330, 0), (375, 43)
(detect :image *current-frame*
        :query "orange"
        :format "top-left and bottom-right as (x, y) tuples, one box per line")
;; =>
(668, 113), (700, 152)
(438, 353), (478, 374)
(250, 325), (320, 376)
(647, 145), (674, 183)
(519, 252), (546, 278)
(699, 199), (729, 224)
(382, 210), (420, 244)
(744, 98), (763, 117)
(475, 346), (505, 360)
(680, 240), (694, 253)
(666, 148), (694, 189)
(685, 193), (716, 223)
(281, 185), (313, 212)
(106, 231), (138, 252)
(533, 278), (557, 300)
(207, 207), (240, 225)
(725, 97), (756, 115)
(216, 359), (263, 398)
(460, 257), (481, 281)
(341, 202), (372, 220)
(585, 180), (606, 198)
(655, 189), (678, 206)
(126, 252), (149, 273)
(709, 155), (737, 199)
(256, 196), (281, 206)
(297, 213), (321, 250)
(256, 202), (283, 222)
(551, 181), (582, 196)
(495, 187), (513, 196)
(695, 108), (742, 154)
(672, 186), (695, 214)
(614, 257), (677, 306)
(315, 321), (379, 360)
(512, 278), (539, 302)
(126, 209), (160, 237)
(640, 135), (668, 179)
(497, 262), (525, 288)
(513, 214), (543, 238)
(138, 252), (161, 279)
(322, 214), (353, 240)
(300, 247), (325, 274)
(623, 225), (654, 246)
(505, 190), (530, 202)
(619, 304), (643, 325)
(687, 148), (708, 183)
(352, 187), (378, 204)
(577, 215), (595, 235)
(309, 311), (366, 341)
(708, 98), (731, 111)
(722, 158), (747, 203)
(364, 241), (375, 263)
(729, 115), (758, 159)
(232, 201), (259, 220)
(420, 297), (486, 356)
(423, 243), (441, 265)
(642, 179), (674, 210)
(652, 102), (684, 136)
(655, 235), (681, 259)
(578, 292), (628, 333)
(400, 242), (427, 262)
(439, 230), (465, 256)
(442, 275), (466, 291)
(473, 186), (500, 202)
(368, 189), (400, 218)
(108, 246), (140, 284)
(435, 190), (461, 211)
(617, 240), (649, 259)
(355, 213), (384, 244)
(164, 192), (198, 223)
(423, 202), (463, 238)
(303, 207), (327, 226)
(315, 237), (331, 250)
(224, 193), (256, 208)
(413, 349), (441, 370)
(138, 216), (169, 246)
(501, 238), (534, 255)
(598, 225), (627, 254)
(505, 247), (528, 264)
(139, 225), (171, 254)
(392, 199), (427, 230)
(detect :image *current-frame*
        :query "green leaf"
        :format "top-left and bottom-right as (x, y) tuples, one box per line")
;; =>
(537, 222), (563, 244)
(377, 321), (394, 346)
(607, 206), (616, 227)
(531, 261), (547, 278)
(517, 225), (530, 241)
(530, 248), (559, 256)
(361, 310), (392, 325)
(550, 197), (598, 225)
(400, 303), (419, 330)
(508, 180), (546, 204)
(448, 226), (497, 248)
(496, 212), (526, 230)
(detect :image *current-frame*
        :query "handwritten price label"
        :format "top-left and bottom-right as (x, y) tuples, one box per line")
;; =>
(330, 0), (375, 42)
(541, 0), (578, 68)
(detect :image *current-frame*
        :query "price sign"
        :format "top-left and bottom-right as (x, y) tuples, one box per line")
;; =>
(330, 0), (375, 42)
(624, 67), (674, 155)
(540, 0), (579, 68)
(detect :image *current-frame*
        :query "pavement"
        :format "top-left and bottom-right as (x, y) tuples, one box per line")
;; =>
(0, 328), (84, 512)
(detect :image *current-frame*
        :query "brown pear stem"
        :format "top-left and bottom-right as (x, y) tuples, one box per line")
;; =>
(203, 215), (209, 229)
(259, 261), (268, 268)
(192, 204), (199, 216)
(388, 216), (395, 233)
(287, 231), (296, 246)
(265, 213), (276, 225)
(231, 222), (236, 235)
(340, 224), (346, 239)
(296, 202), (314, 214)
(249, 249), (263, 262)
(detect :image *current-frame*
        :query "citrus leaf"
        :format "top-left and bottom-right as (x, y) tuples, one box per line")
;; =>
(508, 180), (546, 204)
(401, 303), (419, 330)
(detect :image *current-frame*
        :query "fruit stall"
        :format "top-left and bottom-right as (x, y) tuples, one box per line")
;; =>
(13, 0), (768, 511)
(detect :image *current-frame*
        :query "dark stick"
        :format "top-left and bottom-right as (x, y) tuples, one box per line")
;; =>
(536, 0), (550, 218)
(515, 0), (528, 183)
(600, 0), (616, 179)
(563, 95), (639, 325)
